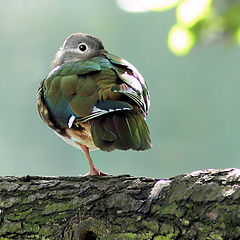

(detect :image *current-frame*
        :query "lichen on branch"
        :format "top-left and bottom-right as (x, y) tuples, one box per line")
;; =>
(0, 169), (240, 239)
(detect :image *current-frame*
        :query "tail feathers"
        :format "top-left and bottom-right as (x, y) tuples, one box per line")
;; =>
(91, 110), (151, 152)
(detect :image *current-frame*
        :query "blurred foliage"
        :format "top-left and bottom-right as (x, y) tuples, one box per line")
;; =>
(117, 0), (240, 56)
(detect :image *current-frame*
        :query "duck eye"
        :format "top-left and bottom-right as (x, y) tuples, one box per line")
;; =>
(78, 43), (88, 52)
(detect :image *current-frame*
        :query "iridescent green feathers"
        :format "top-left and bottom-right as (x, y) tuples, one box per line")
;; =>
(38, 33), (151, 153)
(91, 109), (151, 152)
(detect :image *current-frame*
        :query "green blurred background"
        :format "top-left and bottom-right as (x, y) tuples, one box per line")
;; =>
(1, 0), (240, 178)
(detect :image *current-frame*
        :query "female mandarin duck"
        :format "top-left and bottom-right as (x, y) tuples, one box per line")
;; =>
(37, 33), (151, 175)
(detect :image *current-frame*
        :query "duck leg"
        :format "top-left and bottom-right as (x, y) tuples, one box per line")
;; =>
(80, 144), (108, 176)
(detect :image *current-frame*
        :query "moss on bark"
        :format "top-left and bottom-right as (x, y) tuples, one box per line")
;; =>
(0, 169), (240, 239)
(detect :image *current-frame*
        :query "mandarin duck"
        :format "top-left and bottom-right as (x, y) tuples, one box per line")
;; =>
(37, 33), (151, 175)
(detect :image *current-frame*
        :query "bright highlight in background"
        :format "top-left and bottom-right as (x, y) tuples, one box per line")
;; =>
(236, 28), (240, 44)
(117, 0), (179, 12)
(177, 0), (212, 26)
(168, 25), (195, 56)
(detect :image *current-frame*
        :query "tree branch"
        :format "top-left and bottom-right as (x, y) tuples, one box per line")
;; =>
(0, 168), (240, 239)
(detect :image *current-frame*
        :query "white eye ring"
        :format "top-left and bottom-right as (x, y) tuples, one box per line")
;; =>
(78, 43), (88, 52)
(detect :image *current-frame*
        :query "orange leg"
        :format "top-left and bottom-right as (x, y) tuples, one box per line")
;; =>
(79, 145), (108, 176)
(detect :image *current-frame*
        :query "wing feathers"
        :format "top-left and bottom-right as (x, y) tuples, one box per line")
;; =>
(90, 108), (151, 152)
(74, 100), (133, 123)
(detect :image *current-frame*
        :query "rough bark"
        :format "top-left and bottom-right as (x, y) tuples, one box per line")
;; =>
(0, 168), (240, 239)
